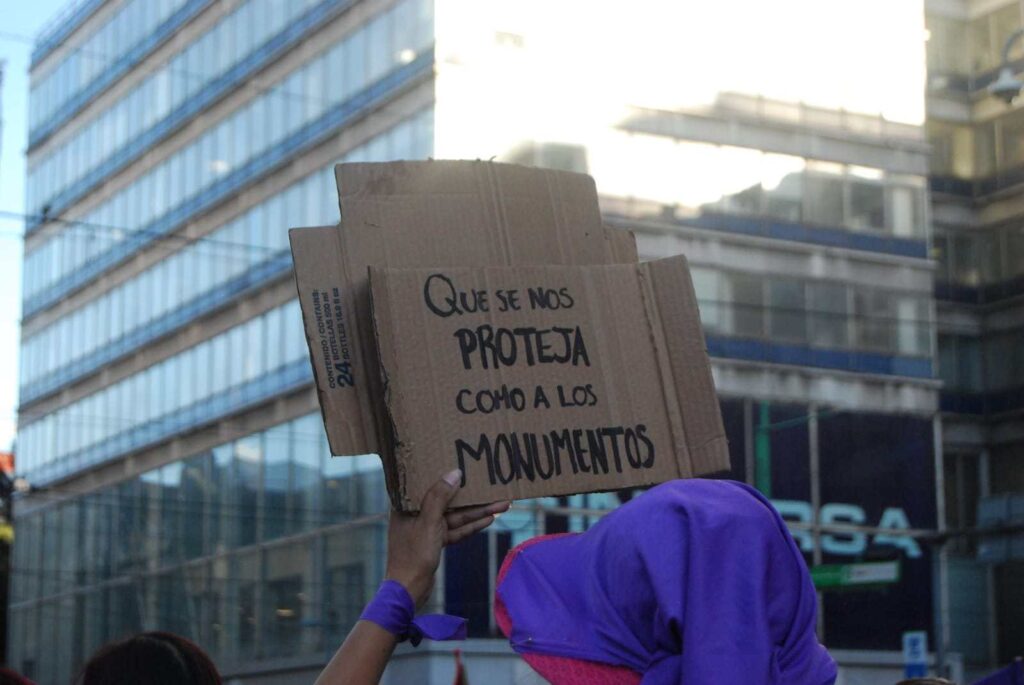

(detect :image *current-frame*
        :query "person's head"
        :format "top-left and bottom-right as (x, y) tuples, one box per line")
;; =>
(75, 632), (221, 685)
(0, 667), (36, 685)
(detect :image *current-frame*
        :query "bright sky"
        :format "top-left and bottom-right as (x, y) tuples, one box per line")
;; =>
(0, 0), (68, 453)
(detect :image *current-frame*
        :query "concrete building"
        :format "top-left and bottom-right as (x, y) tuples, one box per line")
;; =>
(11, 1), (956, 683)
(927, 0), (1024, 675)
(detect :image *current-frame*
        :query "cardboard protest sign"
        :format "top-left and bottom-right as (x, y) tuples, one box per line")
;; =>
(290, 160), (636, 465)
(290, 160), (727, 511)
(368, 256), (728, 511)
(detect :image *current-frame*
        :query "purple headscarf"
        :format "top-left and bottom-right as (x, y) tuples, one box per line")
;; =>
(495, 479), (837, 684)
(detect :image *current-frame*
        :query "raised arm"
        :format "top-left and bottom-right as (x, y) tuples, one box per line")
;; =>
(315, 469), (510, 685)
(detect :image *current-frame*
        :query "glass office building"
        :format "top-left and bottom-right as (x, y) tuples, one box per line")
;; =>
(927, 0), (1024, 675)
(12, 1), (955, 683)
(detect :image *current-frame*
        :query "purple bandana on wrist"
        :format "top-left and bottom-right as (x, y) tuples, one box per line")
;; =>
(360, 580), (467, 646)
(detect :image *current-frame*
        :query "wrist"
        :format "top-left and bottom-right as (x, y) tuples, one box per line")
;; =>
(385, 569), (432, 607)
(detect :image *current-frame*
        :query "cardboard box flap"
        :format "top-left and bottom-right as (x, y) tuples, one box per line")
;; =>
(288, 226), (373, 457)
(336, 160), (611, 266)
(643, 255), (729, 475)
(367, 256), (726, 511)
(605, 224), (638, 263)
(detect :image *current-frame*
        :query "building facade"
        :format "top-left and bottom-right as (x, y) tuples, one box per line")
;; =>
(927, 0), (1024, 673)
(10, 1), (958, 683)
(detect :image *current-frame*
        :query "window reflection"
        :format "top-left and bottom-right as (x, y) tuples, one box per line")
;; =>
(236, 436), (263, 548)
(325, 524), (382, 647)
(24, 18), (435, 309)
(600, 136), (926, 238)
(229, 552), (260, 660)
(22, 111), (433, 395)
(263, 424), (290, 541)
(691, 266), (930, 357)
(263, 541), (314, 657)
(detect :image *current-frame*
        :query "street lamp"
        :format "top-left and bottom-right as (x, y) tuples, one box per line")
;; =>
(989, 28), (1024, 104)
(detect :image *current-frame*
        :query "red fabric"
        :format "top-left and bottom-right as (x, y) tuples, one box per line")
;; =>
(452, 648), (468, 685)
(494, 534), (642, 685)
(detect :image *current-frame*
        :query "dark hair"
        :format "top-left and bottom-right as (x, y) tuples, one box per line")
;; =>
(75, 632), (221, 685)
(0, 667), (36, 685)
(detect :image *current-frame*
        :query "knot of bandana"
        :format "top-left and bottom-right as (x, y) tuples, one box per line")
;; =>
(360, 580), (467, 646)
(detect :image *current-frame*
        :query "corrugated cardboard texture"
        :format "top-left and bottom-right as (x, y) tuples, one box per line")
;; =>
(290, 161), (638, 466)
(368, 256), (728, 511)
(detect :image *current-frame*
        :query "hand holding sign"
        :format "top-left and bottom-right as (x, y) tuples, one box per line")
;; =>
(385, 469), (510, 607)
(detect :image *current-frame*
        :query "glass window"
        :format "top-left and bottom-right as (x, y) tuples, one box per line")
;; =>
(233, 1), (253, 62)
(304, 57), (325, 123)
(37, 602), (59, 684)
(267, 195), (286, 251)
(1007, 225), (1024, 278)
(888, 185), (920, 237)
(234, 105), (251, 170)
(1000, 108), (1024, 170)
(291, 414), (323, 533)
(265, 306), (283, 370)
(143, 469), (173, 566)
(723, 273), (764, 338)
(194, 340), (212, 402)
(209, 444), (236, 553)
(39, 509), (59, 598)
(367, 14), (391, 82)
(975, 122), (996, 178)
(269, 83), (287, 145)
(285, 72), (303, 132)
(229, 325), (246, 388)
(392, 0), (416, 63)
(181, 451), (211, 559)
(985, 334), (1013, 391)
(848, 177), (885, 231)
(160, 462), (184, 567)
(235, 435), (262, 546)
(212, 334), (229, 394)
(804, 170), (844, 227)
(853, 291), (895, 353)
(808, 282), (849, 349)
(19, 605), (39, 680)
(263, 424), (290, 541)
(937, 335), (954, 389)
(263, 541), (314, 657)
(325, 524), (381, 644)
(768, 278), (807, 343)
(247, 315), (265, 381)
(113, 478), (144, 575)
(284, 301), (305, 362)
(690, 267), (721, 332)
(16, 515), (41, 602)
(227, 551), (259, 660)
(896, 297), (930, 356)
(971, 4), (1021, 74)
(87, 492), (112, 583)
(939, 335), (983, 393)
(346, 28), (367, 95)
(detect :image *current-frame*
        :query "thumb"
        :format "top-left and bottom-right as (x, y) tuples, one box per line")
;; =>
(420, 469), (462, 520)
